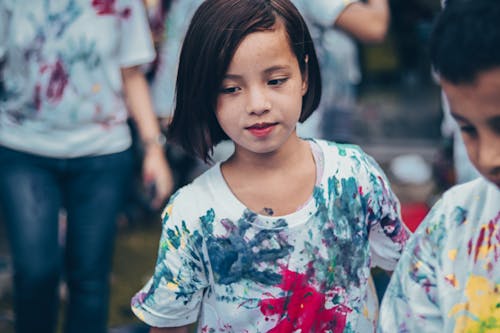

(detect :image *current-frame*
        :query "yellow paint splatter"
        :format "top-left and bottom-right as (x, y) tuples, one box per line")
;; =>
(161, 204), (173, 220)
(449, 276), (500, 332)
(448, 249), (458, 261)
(445, 274), (458, 288)
(165, 281), (178, 291)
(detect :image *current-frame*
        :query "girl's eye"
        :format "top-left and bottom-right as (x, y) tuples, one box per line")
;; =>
(220, 86), (240, 94)
(268, 78), (288, 86)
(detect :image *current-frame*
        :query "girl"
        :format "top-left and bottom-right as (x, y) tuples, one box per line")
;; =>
(132, 0), (409, 332)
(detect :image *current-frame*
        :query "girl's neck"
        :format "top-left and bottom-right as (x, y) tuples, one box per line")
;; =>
(223, 134), (309, 172)
(219, 135), (317, 216)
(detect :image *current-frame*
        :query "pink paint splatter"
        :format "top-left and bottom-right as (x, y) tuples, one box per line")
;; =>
(259, 269), (352, 332)
(468, 212), (500, 267)
(46, 60), (68, 103)
(92, 0), (116, 15)
(92, 0), (131, 18)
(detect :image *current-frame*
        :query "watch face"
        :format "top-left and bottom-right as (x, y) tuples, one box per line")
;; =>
(143, 133), (167, 148)
(157, 133), (167, 146)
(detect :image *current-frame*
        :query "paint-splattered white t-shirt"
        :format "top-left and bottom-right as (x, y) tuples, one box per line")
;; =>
(379, 177), (500, 333)
(132, 139), (410, 332)
(0, 0), (154, 157)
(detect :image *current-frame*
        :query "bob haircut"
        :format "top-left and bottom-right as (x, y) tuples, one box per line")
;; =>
(167, 0), (322, 162)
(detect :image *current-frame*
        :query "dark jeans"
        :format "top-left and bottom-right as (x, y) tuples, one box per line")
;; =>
(0, 146), (133, 333)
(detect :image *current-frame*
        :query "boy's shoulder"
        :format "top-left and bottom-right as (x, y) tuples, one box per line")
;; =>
(417, 177), (499, 239)
(440, 177), (499, 208)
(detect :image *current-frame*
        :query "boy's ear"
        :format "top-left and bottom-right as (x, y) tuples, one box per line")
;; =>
(301, 55), (309, 96)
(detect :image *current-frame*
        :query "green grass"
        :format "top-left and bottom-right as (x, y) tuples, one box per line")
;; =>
(109, 220), (163, 328)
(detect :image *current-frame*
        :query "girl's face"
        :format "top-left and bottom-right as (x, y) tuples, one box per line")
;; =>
(215, 22), (308, 157)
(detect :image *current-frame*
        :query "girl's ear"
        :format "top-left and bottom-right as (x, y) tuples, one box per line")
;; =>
(301, 55), (309, 96)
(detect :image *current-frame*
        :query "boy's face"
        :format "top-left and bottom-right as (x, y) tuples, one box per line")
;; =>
(441, 68), (500, 188)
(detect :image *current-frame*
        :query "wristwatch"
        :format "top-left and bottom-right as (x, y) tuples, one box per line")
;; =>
(142, 133), (167, 148)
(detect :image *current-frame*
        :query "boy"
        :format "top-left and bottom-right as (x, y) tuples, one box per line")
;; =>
(378, 0), (500, 331)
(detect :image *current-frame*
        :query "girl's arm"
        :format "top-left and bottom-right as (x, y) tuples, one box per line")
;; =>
(335, 0), (390, 43)
(121, 65), (174, 208)
(150, 326), (190, 333)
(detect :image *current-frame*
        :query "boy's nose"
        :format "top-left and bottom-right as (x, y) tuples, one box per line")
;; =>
(476, 137), (500, 178)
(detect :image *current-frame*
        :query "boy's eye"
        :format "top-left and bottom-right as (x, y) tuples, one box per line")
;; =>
(460, 125), (477, 136)
(268, 77), (288, 86)
(220, 86), (240, 94)
(491, 118), (500, 135)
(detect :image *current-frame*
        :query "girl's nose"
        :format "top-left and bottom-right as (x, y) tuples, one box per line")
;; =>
(246, 86), (271, 115)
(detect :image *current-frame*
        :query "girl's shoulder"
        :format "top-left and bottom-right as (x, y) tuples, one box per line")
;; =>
(168, 164), (220, 202)
(312, 139), (391, 192)
(161, 163), (228, 220)
(313, 139), (381, 172)
(437, 177), (499, 220)
(314, 139), (369, 158)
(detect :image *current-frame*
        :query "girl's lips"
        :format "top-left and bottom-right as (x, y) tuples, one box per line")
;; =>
(246, 123), (277, 138)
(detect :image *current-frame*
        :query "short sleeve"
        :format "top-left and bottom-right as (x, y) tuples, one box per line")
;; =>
(131, 192), (209, 328)
(296, 0), (358, 27)
(118, 0), (155, 67)
(378, 200), (446, 332)
(357, 151), (411, 271)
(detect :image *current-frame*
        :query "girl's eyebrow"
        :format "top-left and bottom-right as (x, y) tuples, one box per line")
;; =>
(224, 65), (292, 79)
(263, 65), (291, 74)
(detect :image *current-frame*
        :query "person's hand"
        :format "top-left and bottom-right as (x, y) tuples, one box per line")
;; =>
(142, 144), (174, 209)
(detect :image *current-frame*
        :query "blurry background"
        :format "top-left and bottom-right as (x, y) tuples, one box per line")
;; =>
(0, 0), (455, 331)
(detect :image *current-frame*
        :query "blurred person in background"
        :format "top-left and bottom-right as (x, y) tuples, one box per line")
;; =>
(292, 0), (390, 143)
(0, 0), (173, 332)
(148, 0), (207, 190)
(149, 0), (201, 123)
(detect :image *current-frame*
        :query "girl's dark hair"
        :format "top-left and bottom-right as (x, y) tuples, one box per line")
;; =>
(430, 0), (500, 84)
(167, 0), (321, 162)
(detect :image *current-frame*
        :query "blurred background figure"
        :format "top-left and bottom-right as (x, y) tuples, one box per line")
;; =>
(292, 0), (390, 143)
(389, 0), (437, 88)
(0, 1), (172, 332)
(148, 0), (201, 122)
(147, 0), (207, 190)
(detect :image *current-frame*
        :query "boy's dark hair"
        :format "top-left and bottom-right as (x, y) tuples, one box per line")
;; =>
(430, 0), (500, 84)
(167, 0), (322, 162)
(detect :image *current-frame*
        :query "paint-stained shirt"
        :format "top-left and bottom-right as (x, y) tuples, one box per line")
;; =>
(132, 139), (410, 332)
(0, 0), (154, 157)
(378, 177), (500, 333)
